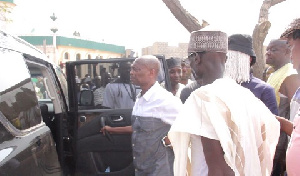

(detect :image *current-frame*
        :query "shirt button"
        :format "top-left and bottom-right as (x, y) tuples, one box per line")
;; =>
(133, 157), (135, 159)
(132, 144), (135, 146)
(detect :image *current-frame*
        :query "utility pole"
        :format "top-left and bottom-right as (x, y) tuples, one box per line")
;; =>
(50, 13), (58, 65)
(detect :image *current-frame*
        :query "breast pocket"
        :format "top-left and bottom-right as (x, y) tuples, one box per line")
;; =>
(138, 117), (154, 133)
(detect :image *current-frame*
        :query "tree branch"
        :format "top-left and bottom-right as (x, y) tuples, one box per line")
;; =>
(252, 0), (286, 79)
(161, 0), (208, 33)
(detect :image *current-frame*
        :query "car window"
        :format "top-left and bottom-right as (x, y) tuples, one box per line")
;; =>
(0, 50), (41, 130)
(75, 61), (136, 109)
(26, 61), (63, 115)
(74, 59), (167, 110)
(31, 75), (49, 99)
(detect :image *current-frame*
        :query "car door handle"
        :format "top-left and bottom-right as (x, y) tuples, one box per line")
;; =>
(112, 116), (123, 122)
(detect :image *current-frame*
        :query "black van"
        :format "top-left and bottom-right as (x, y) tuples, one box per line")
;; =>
(0, 30), (171, 175)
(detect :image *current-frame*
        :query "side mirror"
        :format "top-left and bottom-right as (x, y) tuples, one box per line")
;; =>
(79, 90), (94, 106)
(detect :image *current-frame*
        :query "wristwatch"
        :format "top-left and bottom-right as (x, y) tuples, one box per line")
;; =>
(162, 136), (172, 147)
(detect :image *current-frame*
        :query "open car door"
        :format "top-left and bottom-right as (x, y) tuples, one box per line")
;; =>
(65, 57), (170, 176)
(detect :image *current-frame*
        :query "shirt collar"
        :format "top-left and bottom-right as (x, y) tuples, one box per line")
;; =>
(137, 81), (159, 101)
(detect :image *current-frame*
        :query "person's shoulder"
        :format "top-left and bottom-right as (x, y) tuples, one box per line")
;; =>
(282, 74), (300, 88)
(201, 78), (254, 97)
(153, 84), (182, 101)
(183, 81), (200, 90)
(104, 83), (112, 87)
(251, 76), (274, 89)
(284, 74), (300, 82)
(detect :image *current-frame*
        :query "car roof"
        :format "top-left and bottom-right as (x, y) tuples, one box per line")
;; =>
(0, 30), (52, 64)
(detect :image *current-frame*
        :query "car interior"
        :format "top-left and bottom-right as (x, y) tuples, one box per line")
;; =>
(68, 60), (136, 175)
(18, 57), (169, 176)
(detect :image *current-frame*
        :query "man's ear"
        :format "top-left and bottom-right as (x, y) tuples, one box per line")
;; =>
(149, 68), (155, 77)
(194, 55), (201, 65)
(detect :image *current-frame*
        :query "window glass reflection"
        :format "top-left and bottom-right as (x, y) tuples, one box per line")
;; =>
(0, 51), (41, 130)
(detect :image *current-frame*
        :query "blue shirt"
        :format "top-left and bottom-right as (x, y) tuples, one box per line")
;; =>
(241, 73), (278, 115)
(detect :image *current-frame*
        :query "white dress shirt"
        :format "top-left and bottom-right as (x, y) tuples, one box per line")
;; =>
(132, 82), (182, 125)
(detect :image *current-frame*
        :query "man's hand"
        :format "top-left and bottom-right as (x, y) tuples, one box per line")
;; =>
(275, 116), (293, 136)
(100, 126), (112, 135)
(100, 126), (133, 135)
(162, 136), (172, 148)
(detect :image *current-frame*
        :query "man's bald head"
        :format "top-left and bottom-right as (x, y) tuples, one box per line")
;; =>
(134, 55), (160, 76)
(130, 55), (161, 90)
(270, 39), (289, 48)
(266, 39), (291, 70)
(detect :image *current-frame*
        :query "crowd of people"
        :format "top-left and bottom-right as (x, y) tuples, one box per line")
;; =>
(75, 61), (141, 109)
(99, 18), (300, 176)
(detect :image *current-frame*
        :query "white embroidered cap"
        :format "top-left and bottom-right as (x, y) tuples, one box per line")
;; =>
(188, 30), (228, 54)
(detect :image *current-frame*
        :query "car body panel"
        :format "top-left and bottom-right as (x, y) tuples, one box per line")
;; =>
(0, 31), (63, 175)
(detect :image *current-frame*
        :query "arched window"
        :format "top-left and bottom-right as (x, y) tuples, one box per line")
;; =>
(64, 52), (69, 60)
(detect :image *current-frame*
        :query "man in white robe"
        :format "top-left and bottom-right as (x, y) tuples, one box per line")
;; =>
(169, 29), (280, 176)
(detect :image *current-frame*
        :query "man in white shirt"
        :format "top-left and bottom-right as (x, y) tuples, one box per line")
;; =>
(101, 55), (182, 175)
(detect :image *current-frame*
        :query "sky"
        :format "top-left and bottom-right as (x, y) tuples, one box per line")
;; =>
(9, 0), (300, 54)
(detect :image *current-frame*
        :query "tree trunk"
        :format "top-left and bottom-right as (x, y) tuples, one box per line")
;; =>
(162, 0), (287, 79)
(252, 0), (286, 79)
(161, 0), (207, 33)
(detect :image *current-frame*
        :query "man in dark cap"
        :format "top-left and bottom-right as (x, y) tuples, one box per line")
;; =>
(225, 34), (278, 115)
(169, 29), (280, 176)
(102, 61), (141, 109)
(165, 57), (185, 97)
(225, 35), (284, 175)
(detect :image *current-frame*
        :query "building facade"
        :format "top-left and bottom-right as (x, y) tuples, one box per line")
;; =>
(142, 42), (188, 59)
(20, 35), (127, 64)
(18, 35), (130, 78)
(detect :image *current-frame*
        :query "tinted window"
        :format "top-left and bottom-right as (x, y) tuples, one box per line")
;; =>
(75, 59), (167, 110)
(76, 61), (137, 109)
(0, 50), (41, 130)
(0, 122), (13, 143)
(31, 75), (49, 99)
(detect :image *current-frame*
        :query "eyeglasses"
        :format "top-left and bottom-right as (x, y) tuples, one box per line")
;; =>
(187, 52), (197, 60)
(187, 52), (207, 62)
